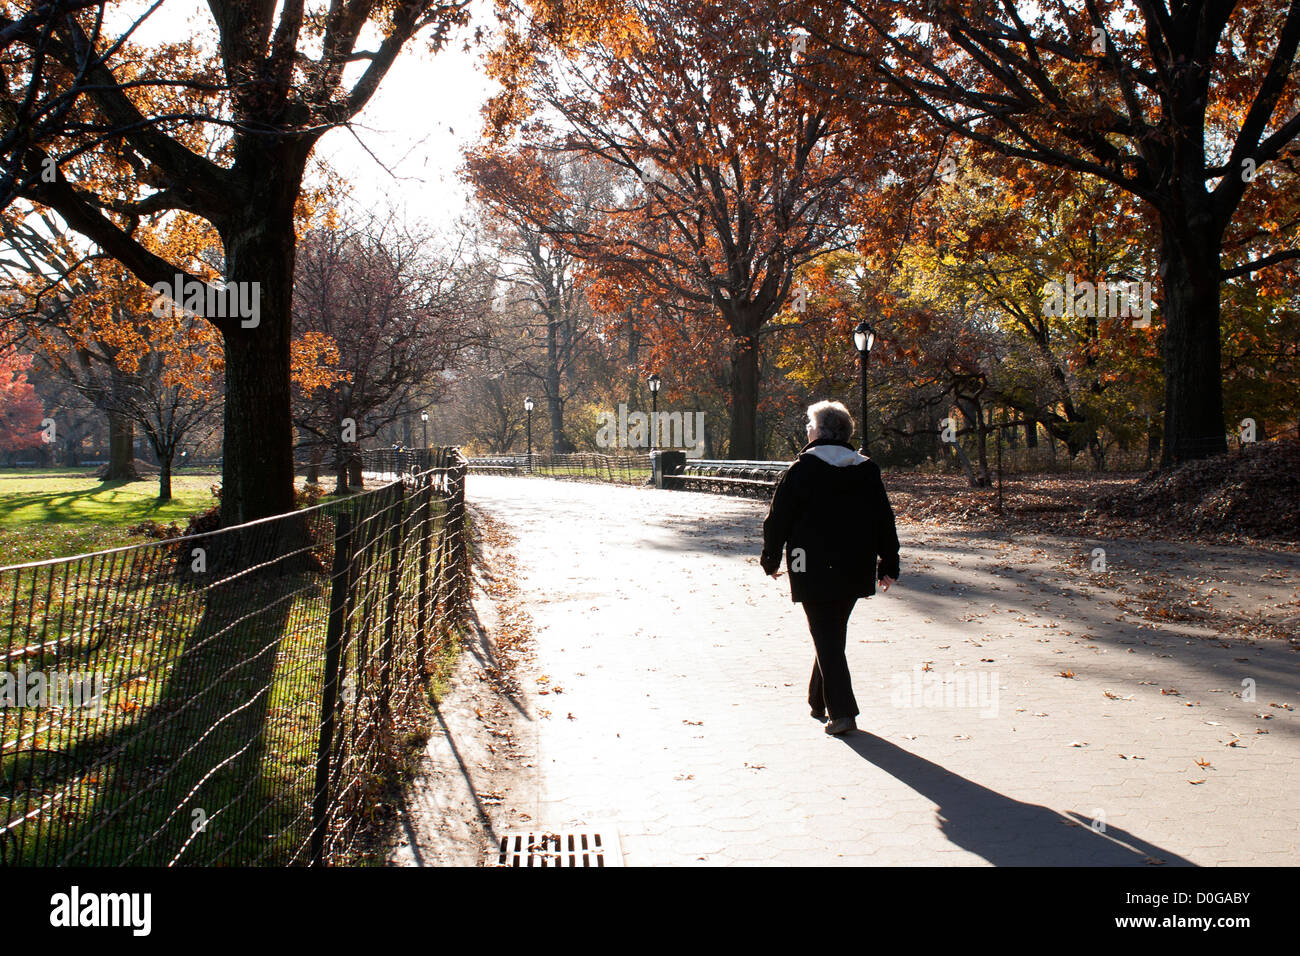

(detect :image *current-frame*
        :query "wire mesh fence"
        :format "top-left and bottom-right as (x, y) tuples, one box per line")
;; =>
(0, 449), (468, 866)
(468, 452), (652, 485)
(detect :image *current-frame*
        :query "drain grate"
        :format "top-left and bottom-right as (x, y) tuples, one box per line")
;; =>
(496, 828), (624, 867)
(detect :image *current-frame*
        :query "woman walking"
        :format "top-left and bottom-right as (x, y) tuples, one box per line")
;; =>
(760, 400), (901, 736)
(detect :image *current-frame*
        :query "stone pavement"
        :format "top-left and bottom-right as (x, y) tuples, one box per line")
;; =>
(460, 475), (1300, 866)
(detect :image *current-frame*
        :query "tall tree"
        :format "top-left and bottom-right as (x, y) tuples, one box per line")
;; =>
(464, 151), (611, 452)
(796, 0), (1300, 463)
(1, 0), (470, 523)
(0, 346), (43, 456)
(484, 0), (925, 457)
(291, 216), (480, 491)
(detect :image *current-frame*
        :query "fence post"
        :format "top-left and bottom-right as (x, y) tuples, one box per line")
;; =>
(378, 480), (406, 718)
(311, 510), (353, 866)
(415, 479), (433, 676)
(448, 458), (468, 616)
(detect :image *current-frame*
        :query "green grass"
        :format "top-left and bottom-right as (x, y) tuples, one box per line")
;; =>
(0, 467), (467, 865)
(0, 469), (221, 566)
(0, 469), (220, 528)
(1, 514), (466, 866)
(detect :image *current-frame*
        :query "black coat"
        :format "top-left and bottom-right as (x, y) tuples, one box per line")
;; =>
(760, 439), (901, 603)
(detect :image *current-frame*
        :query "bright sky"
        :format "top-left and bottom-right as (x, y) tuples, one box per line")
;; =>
(109, 0), (499, 236)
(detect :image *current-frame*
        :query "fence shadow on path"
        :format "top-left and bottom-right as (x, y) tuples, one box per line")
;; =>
(841, 732), (1195, 866)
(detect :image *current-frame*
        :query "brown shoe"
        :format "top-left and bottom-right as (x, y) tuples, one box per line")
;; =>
(825, 717), (857, 736)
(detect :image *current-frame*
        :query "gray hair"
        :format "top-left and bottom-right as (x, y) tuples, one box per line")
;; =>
(807, 400), (855, 442)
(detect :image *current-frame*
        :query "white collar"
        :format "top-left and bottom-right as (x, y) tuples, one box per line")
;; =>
(804, 445), (868, 467)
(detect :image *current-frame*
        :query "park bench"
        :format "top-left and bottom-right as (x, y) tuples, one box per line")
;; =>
(661, 458), (789, 498)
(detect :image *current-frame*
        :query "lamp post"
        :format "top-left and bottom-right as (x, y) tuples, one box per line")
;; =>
(420, 410), (429, 450)
(647, 373), (661, 450)
(524, 397), (534, 469)
(853, 321), (876, 456)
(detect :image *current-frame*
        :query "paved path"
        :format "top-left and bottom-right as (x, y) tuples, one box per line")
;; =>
(460, 475), (1300, 866)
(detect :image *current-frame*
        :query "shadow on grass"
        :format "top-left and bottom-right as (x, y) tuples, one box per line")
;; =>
(5, 520), (329, 866)
(0, 479), (211, 529)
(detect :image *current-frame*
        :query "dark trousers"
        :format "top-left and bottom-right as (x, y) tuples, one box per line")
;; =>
(803, 597), (859, 720)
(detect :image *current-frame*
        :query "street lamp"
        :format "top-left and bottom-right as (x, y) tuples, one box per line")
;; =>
(853, 321), (876, 456)
(420, 410), (429, 449)
(647, 373), (661, 450)
(524, 397), (534, 467)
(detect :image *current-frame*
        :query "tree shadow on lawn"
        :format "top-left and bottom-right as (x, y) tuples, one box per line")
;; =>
(0, 479), (199, 527)
(842, 731), (1195, 866)
(7, 522), (326, 866)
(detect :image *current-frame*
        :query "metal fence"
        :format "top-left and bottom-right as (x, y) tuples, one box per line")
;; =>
(468, 452), (652, 485)
(0, 448), (468, 866)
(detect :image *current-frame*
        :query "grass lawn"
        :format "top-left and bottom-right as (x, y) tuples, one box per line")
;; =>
(0, 476), (466, 866)
(0, 468), (222, 566)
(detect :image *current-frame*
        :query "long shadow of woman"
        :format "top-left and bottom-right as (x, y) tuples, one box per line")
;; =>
(840, 733), (1195, 866)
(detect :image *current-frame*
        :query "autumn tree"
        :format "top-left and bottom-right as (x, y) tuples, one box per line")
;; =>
(463, 151), (613, 452)
(795, 0), (1300, 464)
(1, 0), (470, 523)
(0, 346), (43, 456)
(484, 0), (929, 457)
(896, 154), (1163, 467)
(2, 207), (341, 497)
(291, 216), (482, 492)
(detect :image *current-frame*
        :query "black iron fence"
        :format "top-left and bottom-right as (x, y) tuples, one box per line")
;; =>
(0, 449), (468, 866)
(468, 452), (652, 485)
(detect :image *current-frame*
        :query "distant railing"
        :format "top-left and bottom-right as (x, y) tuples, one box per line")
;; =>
(0, 448), (468, 866)
(467, 452), (652, 485)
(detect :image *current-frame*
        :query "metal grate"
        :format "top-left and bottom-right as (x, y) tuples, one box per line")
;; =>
(496, 829), (624, 867)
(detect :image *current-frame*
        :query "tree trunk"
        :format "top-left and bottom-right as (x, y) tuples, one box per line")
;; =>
(545, 316), (572, 452)
(220, 325), (295, 524)
(103, 406), (137, 481)
(306, 443), (322, 485)
(728, 329), (759, 459)
(334, 447), (349, 495)
(1158, 203), (1226, 465)
(217, 188), (301, 526)
(158, 452), (173, 502)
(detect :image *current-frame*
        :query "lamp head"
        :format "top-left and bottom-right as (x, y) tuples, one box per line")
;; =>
(853, 321), (875, 354)
(524, 397), (534, 412)
(647, 373), (661, 393)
